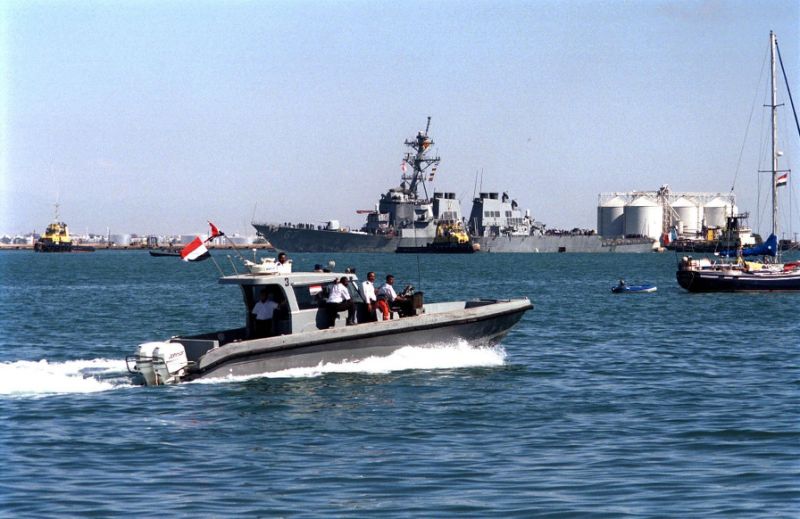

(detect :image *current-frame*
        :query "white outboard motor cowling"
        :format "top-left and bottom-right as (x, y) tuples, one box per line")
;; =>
(152, 342), (189, 385)
(134, 342), (164, 386)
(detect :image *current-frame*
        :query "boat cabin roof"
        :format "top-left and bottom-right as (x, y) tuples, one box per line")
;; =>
(219, 271), (356, 286)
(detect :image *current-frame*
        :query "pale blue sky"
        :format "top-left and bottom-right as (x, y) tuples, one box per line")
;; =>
(2, 0), (799, 237)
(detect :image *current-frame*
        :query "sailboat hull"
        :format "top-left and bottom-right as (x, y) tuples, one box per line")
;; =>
(677, 269), (800, 292)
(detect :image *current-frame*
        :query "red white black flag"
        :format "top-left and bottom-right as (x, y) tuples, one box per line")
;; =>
(208, 221), (224, 239)
(180, 236), (211, 262)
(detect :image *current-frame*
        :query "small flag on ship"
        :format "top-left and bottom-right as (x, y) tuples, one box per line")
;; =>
(776, 172), (789, 187)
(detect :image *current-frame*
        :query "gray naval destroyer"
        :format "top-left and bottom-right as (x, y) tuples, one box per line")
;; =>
(253, 119), (654, 253)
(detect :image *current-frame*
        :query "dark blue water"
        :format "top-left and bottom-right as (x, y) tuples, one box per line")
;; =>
(1, 251), (798, 517)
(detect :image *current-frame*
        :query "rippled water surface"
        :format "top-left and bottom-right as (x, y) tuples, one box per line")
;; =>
(1, 250), (798, 517)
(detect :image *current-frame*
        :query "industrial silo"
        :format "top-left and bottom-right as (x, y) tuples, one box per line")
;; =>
(624, 196), (663, 240)
(672, 197), (700, 237)
(109, 233), (132, 247)
(702, 197), (732, 229)
(597, 196), (625, 237)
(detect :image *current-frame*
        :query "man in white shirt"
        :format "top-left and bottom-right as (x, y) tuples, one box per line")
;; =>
(361, 271), (377, 322)
(276, 252), (292, 273)
(252, 289), (279, 337)
(377, 274), (407, 320)
(327, 276), (355, 326)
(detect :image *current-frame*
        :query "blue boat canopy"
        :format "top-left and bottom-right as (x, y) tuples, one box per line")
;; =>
(719, 233), (778, 257)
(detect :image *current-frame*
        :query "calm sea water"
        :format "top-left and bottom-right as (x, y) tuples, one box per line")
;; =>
(1, 250), (798, 517)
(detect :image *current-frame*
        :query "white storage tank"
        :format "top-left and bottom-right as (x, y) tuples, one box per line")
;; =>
(624, 197), (663, 240)
(702, 197), (733, 228)
(672, 197), (701, 236)
(109, 233), (132, 246)
(228, 235), (252, 246)
(597, 196), (626, 237)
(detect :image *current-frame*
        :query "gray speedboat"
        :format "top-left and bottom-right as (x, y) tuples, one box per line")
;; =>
(127, 261), (532, 385)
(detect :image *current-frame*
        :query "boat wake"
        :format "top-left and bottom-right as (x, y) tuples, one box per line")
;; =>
(193, 340), (507, 385)
(0, 342), (505, 396)
(0, 358), (133, 398)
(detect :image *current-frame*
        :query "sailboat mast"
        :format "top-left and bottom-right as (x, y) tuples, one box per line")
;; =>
(771, 31), (779, 238)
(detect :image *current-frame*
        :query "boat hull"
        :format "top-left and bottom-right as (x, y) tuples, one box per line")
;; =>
(187, 299), (531, 380)
(149, 250), (181, 257)
(254, 223), (655, 253)
(34, 242), (95, 253)
(611, 284), (657, 293)
(677, 269), (800, 292)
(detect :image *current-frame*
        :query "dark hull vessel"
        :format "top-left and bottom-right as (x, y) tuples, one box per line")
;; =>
(149, 249), (181, 257)
(34, 241), (95, 253)
(677, 268), (800, 292)
(676, 32), (800, 293)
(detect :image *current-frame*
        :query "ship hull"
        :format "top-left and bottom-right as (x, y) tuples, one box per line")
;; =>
(396, 243), (476, 253)
(254, 224), (402, 252)
(34, 242), (95, 253)
(475, 235), (654, 253)
(254, 224), (654, 253)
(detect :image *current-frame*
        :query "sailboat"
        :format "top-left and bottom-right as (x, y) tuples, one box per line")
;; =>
(677, 32), (800, 292)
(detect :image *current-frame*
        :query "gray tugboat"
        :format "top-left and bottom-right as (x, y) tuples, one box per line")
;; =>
(127, 260), (532, 385)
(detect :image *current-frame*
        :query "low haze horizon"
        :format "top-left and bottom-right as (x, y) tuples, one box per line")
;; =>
(2, 1), (799, 239)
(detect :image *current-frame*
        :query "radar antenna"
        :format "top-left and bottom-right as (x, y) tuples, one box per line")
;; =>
(402, 116), (440, 199)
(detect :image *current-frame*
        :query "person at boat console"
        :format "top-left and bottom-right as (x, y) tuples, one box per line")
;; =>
(376, 274), (409, 320)
(327, 277), (356, 326)
(361, 271), (378, 322)
(252, 289), (279, 338)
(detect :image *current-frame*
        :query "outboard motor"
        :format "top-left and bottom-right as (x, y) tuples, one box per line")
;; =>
(130, 342), (163, 386)
(127, 341), (188, 386)
(152, 342), (189, 385)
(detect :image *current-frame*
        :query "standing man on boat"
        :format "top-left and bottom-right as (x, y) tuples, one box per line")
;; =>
(252, 289), (279, 337)
(327, 277), (356, 326)
(361, 271), (378, 322)
(276, 252), (291, 273)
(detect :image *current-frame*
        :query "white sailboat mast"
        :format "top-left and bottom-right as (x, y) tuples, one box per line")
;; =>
(771, 31), (779, 238)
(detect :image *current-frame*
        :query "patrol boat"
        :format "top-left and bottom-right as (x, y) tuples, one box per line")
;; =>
(127, 260), (532, 385)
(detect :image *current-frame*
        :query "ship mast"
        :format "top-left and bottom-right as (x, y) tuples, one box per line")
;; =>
(770, 31), (779, 239)
(402, 116), (440, 199)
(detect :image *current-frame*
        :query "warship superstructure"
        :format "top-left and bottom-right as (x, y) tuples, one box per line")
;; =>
(254, 118), (462, 252)
(253, 120), (655, 253)
(468, 192), (654, 253)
